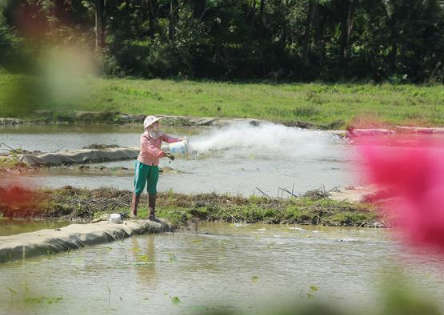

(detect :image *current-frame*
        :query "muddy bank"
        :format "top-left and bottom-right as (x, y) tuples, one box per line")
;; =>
(0, 118), (22, 125)
(4, 112), (444, 133)
(0, 186), (383, 227)
(0, 219), (173, 263)
(1, 112), (264, 127)
(18, 146), (140, 166)
(330, 186), (379, 203)
(0, 144), (181, 174)
(0, 159), (180, 177)
(0, 156), (180, 176)
(0, 112), (340, 129)
(330, 185), (403, 205)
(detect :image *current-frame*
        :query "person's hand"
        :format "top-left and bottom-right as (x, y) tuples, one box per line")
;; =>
(164, 152), (175, 160)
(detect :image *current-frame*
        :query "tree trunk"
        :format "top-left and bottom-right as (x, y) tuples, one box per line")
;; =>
(389, 42), (397, 72)
(54, 0), (65, 23)
(95, 0), (105, 50)
(338, 0), (355, 63)
(140, 0), (148, 20)
(150, 0), (160, 35)
(302, 0), (314, 65)
(345, 0), (355, 59)
(191, 0), (207, 19)
(313, 1), (323, 63)
(387, 10), (397, 72)
(338, 0), (349, 63)
(249, 0), (256, 24)
(168, 0), (174, 40)
(259, 0), (265, 19)
(148, 0), (155, 38)
(252, 0), (257, 12)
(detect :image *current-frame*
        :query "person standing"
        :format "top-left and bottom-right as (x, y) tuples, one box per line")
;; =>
(130, 116), (182, 220)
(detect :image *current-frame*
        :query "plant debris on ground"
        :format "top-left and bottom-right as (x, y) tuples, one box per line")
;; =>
(0, 186), (383, 228)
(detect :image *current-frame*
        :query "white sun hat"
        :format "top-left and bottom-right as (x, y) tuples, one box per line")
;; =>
(143, 115), (162, 129)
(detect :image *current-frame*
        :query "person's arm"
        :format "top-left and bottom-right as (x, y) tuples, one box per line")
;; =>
(161, 133), (182, 143)
(141, 136), (165, 158)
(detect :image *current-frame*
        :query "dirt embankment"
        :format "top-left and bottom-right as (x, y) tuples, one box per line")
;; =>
(0, 186), (384, 228)
(1, 112), (264, 127)
(0, 219), (173, 263)
(0, 144), (181, 175)
(4, 111), (444, 132)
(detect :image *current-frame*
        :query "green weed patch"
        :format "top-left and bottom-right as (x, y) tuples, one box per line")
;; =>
(0, 187), (380, 227)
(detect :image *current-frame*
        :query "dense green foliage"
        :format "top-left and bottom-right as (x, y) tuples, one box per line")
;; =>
(0, 12), (22, 71)
(1, 0), (444, 82)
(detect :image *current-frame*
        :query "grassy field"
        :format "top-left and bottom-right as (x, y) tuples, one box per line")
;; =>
(1, 73), (444, 128)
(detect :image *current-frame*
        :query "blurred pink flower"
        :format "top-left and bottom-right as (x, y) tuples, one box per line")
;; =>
(0, 180), (41, 216)
(357, 135), (444, 251)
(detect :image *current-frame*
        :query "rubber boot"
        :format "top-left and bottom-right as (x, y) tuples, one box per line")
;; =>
(130, 194), (140, 218)
(148, 194), (159, 221)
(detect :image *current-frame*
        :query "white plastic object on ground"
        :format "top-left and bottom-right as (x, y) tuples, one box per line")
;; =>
(109, 213), (123, 224)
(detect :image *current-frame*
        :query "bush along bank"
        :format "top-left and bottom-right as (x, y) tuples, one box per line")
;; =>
(0, 148), (31, 171)
(0, 186), (382, 228)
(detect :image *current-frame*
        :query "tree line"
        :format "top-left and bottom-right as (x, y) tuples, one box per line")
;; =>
(1, 0), (444, 83)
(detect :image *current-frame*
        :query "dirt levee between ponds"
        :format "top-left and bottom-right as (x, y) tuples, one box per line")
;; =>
(0, 220), (173, 263)
(19, 147), (140, 166)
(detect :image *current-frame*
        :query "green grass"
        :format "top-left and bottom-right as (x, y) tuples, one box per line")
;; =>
(0, 155), (26, 170)
(2, 73), (444, 128)
(0, 187), (379, 227)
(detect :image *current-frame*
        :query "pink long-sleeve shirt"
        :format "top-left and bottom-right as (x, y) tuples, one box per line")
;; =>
(137, 131), (181, 166)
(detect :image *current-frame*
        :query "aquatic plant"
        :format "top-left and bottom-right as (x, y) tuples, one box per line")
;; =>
(107, 286), (111, 306)
(169, 254), (177, 262)
(24, 296), (63, 304)
(22, 282), (29, 300)
(306, 286), (319, 299)
(6, 287), (17, 302)
(5, 284), (63, 305)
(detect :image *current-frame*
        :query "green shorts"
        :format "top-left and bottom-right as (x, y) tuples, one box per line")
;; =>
(134, 161), (159, 195)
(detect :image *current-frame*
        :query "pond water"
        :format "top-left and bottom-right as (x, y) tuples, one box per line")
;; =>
(0, 123), (359, 196)
(0, 223), (443, 315)
(0, 219), (69, 236)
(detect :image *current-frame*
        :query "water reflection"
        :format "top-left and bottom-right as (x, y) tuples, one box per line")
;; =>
(0, 223), (443, 315)
(131, 235), (158, 285)
(0, 219), (69, 236)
